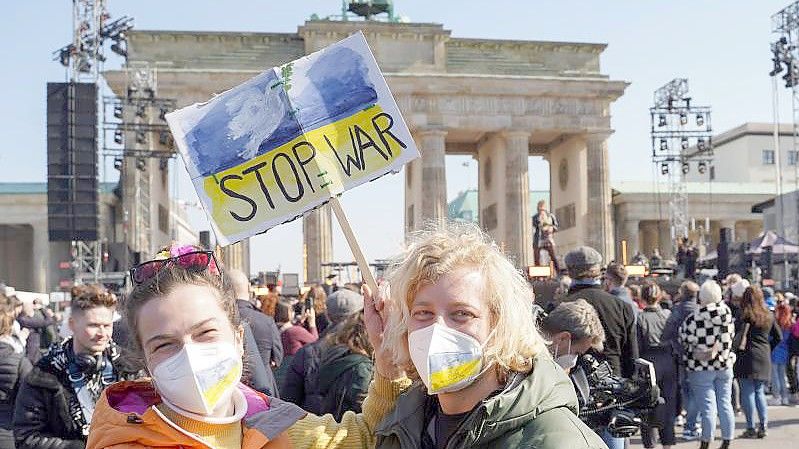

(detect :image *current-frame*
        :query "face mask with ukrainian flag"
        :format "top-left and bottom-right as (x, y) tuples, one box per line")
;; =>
(152, 342), (242, 416)
(408, 323), (488, 394)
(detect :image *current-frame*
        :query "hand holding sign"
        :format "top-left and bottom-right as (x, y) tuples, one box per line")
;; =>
(166, 32), (419, 291)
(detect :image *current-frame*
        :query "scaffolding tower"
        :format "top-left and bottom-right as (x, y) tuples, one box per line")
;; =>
(650, 79), (714, 253)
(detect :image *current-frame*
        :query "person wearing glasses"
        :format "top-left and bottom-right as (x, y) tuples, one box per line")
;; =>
(87, 244), (410, 449)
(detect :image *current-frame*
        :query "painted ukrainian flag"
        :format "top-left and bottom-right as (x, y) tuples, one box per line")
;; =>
(167, 32), (419, 245)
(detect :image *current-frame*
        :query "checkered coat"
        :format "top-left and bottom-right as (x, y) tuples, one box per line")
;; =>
(678, 300), (736, 371)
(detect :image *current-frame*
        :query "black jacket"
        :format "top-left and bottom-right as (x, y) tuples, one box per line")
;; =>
(661, 294), (699, 359)
(13, 339), (122, 449)
(237, 300), (283, 397)
(733, 315), (782, 381)
(17, 313), (55, 363)
(236, 300), (283, 368)
(317, 344), (373, 420)
(281, 337), (327, 413)
(13, 366), (85, 449)
(0, 341), (32, 448)
(567, 284), (639, 377)
(280, 323), (342, 413)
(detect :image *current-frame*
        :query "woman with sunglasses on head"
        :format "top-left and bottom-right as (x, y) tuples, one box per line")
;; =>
(87, 244), (410, 449)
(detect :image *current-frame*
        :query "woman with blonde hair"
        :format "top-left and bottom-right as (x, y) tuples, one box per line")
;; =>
(376, 223), (605, 449)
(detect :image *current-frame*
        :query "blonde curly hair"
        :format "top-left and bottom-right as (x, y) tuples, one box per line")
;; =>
(381, 222), (547, 380)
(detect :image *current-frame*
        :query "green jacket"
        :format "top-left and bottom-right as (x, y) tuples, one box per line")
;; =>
(374, 355), (607, 449)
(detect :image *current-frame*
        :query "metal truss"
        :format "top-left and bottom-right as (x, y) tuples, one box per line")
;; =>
(650, 78), (714, 247)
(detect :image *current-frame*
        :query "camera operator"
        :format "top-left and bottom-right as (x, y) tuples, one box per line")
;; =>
(542, 299), (660, 446)
(541, 299), (606, 372)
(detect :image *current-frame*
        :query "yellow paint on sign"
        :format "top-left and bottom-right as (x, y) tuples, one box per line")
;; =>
(202, 105), (406, 236)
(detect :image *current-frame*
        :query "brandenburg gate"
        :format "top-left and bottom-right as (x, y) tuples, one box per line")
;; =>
(106, 19), (627, 281)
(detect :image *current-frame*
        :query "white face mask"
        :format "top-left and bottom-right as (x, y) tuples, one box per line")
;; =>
(553, 338), (578, 371)
(151, 341), (242, 416)
(408, 323), (490, 395)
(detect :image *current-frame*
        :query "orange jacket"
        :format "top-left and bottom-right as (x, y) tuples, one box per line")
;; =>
(87, 380), (305, 449)
(87, 375), (410, 449)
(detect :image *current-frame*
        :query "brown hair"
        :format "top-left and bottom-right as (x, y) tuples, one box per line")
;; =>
(70, 284), (118, 315)
(310, 286), (327, 313)
(125, 265), (239, 357)
(274, 300), (293, 325)
(258, 292), (278, 317)
(641, 280), (661, 306)
(326, 311), (373, 357)
(604, 262), (628, 287)
(776, 301), (794, 330)
(741, 286), (771, 328)
(628, 284), (642, 302)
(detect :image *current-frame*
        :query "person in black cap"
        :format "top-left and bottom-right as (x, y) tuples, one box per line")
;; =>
(564, 246), (638, 378)
(564, 246), (639, 449)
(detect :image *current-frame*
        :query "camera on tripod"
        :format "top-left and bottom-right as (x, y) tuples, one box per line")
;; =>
(570, 353), (662, 438)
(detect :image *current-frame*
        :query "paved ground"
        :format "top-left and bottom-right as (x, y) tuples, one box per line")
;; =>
(627, 404), (799, 448)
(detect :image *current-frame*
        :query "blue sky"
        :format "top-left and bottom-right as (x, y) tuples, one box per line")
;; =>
(1, 1), (793, 280)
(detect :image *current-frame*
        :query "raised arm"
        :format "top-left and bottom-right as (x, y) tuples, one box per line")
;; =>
(286, 283), (410, 449)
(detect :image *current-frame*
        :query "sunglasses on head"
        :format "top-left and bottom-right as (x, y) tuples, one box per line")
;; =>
(129, 250), (220, 285)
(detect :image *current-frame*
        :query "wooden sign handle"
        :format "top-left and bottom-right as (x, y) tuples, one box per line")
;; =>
(329, 196), (379, 293)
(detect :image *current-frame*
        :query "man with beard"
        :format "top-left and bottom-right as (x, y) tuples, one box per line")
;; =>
(14, 285), (122, 449)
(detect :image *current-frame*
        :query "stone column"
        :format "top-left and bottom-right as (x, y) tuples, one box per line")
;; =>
(220, 239), (250, 274)
(303, 204), (333, 283)
(585, 134), (613, 258)
(641, 221), (658, 257)
(418, 129), (448, 225)
(658, 221), (673, 259)
(622, 220), (640, 262)
(31, 221), (49, 292)
(503, 131), (531, 268)
(404, 158), (420, 234)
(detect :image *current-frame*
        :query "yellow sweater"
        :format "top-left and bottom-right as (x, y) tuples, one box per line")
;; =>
(156, 404), (243, 449)
(285, 374), (411, 449)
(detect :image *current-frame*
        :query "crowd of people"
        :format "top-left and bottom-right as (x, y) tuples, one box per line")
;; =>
(0, 222), (797, 449)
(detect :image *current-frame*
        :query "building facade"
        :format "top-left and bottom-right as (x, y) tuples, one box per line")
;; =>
(685, 123), (799, 185)
(613, 122), (797, 262)
(104, 18), (627, 278)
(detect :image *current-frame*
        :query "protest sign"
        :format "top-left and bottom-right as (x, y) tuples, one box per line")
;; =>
(166, 31), (419, 246)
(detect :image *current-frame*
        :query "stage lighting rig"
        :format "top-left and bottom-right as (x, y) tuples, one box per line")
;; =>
(696, 114), (705, 126)
(50, 1), (133, 82)
(697, 161), (708, 174)
(113, 129), (123, 144)
(650, 78), (714, 245)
